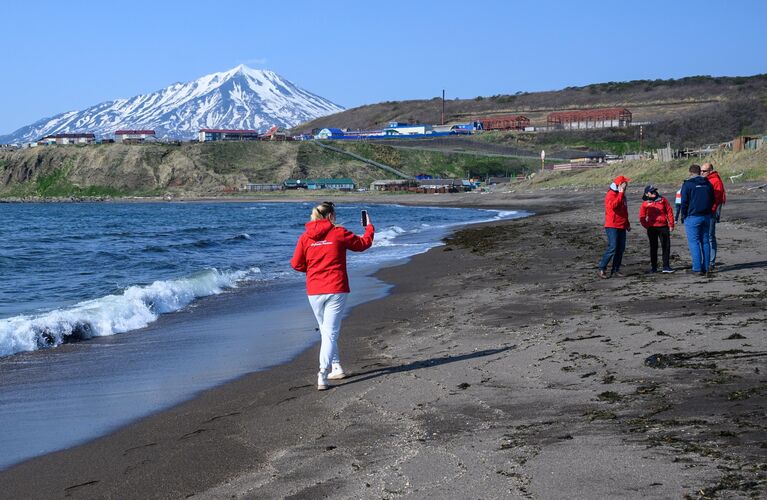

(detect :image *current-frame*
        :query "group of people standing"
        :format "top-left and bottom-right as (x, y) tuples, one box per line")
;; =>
(598, 162), (726, 278)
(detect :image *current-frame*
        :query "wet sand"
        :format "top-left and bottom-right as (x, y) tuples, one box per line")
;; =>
(1, 187), (765, 499)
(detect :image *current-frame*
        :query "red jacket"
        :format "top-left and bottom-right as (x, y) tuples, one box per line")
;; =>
(291, 219), (375, 295)
(604, 188), (630, 230)
(707, 171), (726, 212)
(639, 197), (674, 230)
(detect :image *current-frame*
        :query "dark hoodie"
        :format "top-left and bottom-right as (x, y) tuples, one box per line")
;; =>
(680, 175), (715, 220)
(291, 219), (375, 295)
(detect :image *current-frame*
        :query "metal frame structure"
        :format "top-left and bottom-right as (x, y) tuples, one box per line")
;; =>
(477, 115), (530, 131)
(547, 108), (632, 129)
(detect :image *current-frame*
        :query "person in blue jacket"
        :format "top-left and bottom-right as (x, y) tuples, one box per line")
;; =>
(680, 164), (715, 275)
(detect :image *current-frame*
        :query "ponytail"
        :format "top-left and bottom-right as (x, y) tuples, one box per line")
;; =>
(311, 201), (335, 221)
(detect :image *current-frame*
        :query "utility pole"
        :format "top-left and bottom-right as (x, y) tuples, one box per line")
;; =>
(441, 89), (445, 125)
(639, 125), (644, 155)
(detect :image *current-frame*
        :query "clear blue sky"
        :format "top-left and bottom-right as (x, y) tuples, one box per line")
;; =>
(1, 0), (765, 134)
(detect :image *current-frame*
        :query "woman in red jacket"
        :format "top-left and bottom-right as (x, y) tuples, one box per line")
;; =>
(639, 185), (675, 273)
(290, 202), (375, 390)
(598, 176), (631, 279)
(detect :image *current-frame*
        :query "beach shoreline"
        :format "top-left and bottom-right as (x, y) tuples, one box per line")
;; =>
(1, 187), (765, 498)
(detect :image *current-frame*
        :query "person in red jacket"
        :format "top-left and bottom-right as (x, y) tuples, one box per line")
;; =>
(639, 185), (675, 274)
(702, 163), (726, 269)
(598, 175), (631, 279)
(291, 201), (375, 390)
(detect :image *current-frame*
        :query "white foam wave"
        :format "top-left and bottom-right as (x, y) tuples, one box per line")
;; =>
(0, 268), (259, 358)
(491, 210), (520, 220)
(374, 226), (411, 247)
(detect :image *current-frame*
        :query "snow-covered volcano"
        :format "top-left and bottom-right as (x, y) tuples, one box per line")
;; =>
(0, 65), (344, 143)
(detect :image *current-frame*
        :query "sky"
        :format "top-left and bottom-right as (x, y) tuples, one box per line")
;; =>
(1, 0), (765, 134)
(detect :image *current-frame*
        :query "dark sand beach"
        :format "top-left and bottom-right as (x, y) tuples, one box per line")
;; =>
(1, 187), (765, 499)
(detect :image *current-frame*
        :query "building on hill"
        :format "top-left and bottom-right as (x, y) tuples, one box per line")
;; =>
(283, 178), (355, 190)
(383, 122), (433, 136)
(417, 179), (464, 193)
(486, 176), (513, 186)
(547, 108), (632, 130)
(283, 179), (307, 189)
(115, 130), (156, 143)
(38, 133), (96, 145)
(432, 122), (482, 134)
(198, 129), (260, 142)
(370, 179), (417, 192)
(342, 129), (386, 139)
(306, 178), (355, 191)
(476, 115), (530, 131)
(732, 135), (766, 152)
(262, 126), (289, 141)
(316, 128), (345, 139)
(241, 183), (283, 192)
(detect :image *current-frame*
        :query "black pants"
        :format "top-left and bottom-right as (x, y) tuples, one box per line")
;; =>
(646, 226), (671, 270)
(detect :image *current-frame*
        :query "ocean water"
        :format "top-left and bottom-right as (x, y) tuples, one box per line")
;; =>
(0, 201), (528, 469)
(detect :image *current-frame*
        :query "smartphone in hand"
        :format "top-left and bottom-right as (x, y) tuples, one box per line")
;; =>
(361, 210), (369, 227)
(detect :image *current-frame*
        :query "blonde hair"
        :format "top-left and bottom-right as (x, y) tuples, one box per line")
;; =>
(310, 201), (335, 221)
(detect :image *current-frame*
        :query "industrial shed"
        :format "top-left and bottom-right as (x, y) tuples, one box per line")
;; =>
(547, 108), (632, 130)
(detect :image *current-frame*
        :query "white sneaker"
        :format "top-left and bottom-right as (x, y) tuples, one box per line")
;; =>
(317, 371), (329, 391)
(328, 363), (346, 380)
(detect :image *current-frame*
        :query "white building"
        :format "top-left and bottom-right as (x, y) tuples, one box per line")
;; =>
(38, 133), (96, 145)
(383, 122), (433, 136)
(115, 130), (156, 143)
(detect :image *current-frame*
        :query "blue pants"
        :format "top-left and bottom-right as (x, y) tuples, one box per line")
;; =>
(598, 228), (626, 273)
(708, 206), (721, 266)
(684, 215), (711, 272)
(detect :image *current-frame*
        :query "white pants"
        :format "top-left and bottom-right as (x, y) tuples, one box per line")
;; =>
(308, 293), (348, 372)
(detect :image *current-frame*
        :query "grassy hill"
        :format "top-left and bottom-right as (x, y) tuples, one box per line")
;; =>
(296, 75), (767, 148)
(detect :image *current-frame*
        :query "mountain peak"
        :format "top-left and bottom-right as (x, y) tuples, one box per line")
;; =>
(1, 67), (344, 143)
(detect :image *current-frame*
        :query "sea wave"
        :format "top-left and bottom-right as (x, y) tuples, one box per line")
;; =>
(374, 226), (411, 247)
(0, 267), (260, 358)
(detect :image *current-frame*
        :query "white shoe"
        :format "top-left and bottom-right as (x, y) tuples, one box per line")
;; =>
(328, 363), (346, 380)
(317, 371), (329, 391)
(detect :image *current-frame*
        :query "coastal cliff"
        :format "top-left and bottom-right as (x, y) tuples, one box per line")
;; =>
(0, 142), (368, 197)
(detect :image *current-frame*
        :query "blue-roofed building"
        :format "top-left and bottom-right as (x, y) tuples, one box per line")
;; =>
(316, 128), (345, 139)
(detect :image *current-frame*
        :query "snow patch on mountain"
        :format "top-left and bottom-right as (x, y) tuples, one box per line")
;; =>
(0, 65), (343, 143)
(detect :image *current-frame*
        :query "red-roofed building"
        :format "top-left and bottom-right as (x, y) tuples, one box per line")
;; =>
(198, 129), (260, 142)
(115, 130), (156, 143)
(547, 108), (632, 130)
(262, 125), (288, 141)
